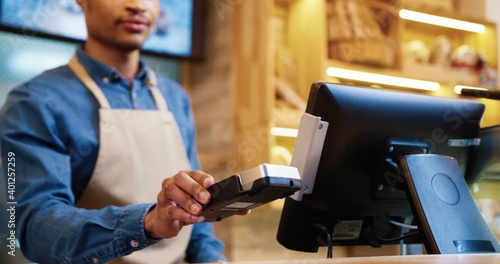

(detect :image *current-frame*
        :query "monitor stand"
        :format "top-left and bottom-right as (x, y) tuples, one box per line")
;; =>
(399, 154), (500, 254)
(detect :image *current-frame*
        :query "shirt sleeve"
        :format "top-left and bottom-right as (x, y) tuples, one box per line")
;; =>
(0, 86), (157, 264)
(185, 222), (227, 263)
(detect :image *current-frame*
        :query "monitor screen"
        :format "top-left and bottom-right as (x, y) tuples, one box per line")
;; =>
(0, 0), (204, 59)
(277, 82), (485, 253)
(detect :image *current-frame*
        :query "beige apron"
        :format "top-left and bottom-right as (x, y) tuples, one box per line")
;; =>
(69, 57), (192, 264)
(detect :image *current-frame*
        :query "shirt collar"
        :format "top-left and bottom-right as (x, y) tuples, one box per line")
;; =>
(75, 46), (150, 85)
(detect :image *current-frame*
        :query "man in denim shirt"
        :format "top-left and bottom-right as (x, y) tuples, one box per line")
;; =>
(0, 0), (238, 263)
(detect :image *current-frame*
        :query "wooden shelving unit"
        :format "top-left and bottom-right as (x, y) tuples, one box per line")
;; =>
(270, 0), (500, 138)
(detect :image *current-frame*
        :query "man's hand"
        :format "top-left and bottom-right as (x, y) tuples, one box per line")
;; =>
(144, 170), (213, 239)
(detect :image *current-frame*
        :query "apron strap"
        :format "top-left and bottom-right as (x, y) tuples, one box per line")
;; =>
(146, 68), (168, 112)
(68, 56), (112, 109)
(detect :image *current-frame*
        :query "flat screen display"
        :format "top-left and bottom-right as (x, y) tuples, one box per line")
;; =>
(276, 82), (485, 253)
(0, 0), (204, 59)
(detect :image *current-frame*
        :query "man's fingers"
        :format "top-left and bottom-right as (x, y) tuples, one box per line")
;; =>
(161, 179), (203, 215)
(173, 171), (212, 204)
(146, 170), (216, 239)
(161, 204), (203, 224)
(181, 170), (214, 188)
(238, 210), (251, 216)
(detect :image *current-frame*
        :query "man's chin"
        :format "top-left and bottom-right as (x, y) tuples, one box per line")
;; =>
(116, 41), (146, 52)
(114, 35), (150, 51)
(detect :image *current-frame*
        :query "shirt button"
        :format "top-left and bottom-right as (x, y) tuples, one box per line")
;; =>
(111, 73), (120, 82)
(92, 257), (99, 263)
(102, 77), (110, 83)
(130, 240), (140, 248)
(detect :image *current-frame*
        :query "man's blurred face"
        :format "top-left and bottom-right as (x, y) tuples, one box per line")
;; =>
(77, 0), (160, 51)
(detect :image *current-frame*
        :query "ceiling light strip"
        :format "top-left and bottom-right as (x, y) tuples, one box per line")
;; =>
(326, 67), (440, 91)
(399, 9), (485, 33)
(271, 127), (299, 137)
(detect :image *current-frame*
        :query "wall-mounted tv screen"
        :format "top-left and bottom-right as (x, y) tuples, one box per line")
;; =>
(0, 0), (204, 60)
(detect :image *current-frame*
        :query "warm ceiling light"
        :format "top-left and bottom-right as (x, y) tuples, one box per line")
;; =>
(271, 127), (299, 137)
(399, 9), (486, 33)
(326, 67), (440, 91)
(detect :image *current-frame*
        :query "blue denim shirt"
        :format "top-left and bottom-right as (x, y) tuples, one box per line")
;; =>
(0, 48), (226, 263)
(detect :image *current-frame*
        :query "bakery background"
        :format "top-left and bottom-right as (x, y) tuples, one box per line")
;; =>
(0, 0), (499, 262)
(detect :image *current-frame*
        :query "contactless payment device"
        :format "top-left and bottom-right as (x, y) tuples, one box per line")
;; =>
(201, 164), (302, 222)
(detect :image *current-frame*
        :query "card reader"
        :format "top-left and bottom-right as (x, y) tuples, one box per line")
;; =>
(201, 164), (302, 222)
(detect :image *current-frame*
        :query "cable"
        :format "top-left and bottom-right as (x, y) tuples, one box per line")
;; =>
(327, 233), (332, 258)
(388, 219), (418, 230)
(311, 223), (333, 258)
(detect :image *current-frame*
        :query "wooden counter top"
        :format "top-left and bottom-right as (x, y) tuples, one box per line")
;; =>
(229, 253), (500, 264)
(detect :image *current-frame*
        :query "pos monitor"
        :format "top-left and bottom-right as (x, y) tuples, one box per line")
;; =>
(277, 82), (499, 255)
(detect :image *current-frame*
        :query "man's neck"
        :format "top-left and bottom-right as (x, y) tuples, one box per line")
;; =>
(84, 40), (141, 83)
